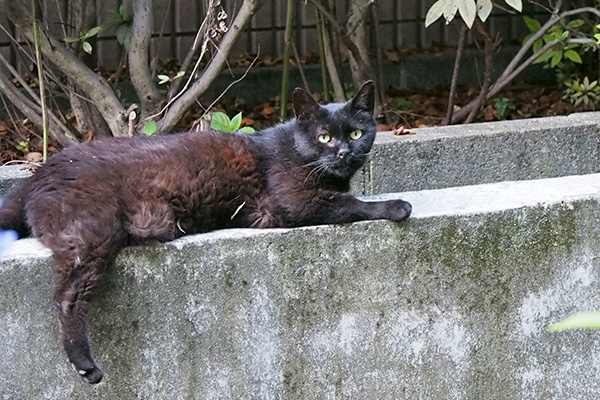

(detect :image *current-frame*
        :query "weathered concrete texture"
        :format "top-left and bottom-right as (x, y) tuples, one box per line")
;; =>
(3, 174), (600, 399)
(356, 112), (600, 194)
(0, 165), (31, 196)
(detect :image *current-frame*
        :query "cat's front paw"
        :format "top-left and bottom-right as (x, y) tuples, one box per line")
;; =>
(385, 199), (412, 222)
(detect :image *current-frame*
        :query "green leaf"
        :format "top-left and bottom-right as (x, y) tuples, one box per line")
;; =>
(567, 19), (585, 30)
(550, 51), (563, 68)
(230, 112), (243, 131)
(523, 16), (541, 33)
(116, 24), (132, 50)
(157, 74), (171, 85)
(549, 311), (600, 332)
(142, 121), (157, 136)
(239, 126), (256, 134)
(504, 0), (522, 12)
(533, 50), (554, 64)
(63, 36), (80, 43)
(477, 0), (493, 22)
(84, 26), (102, 39)
(82, 41), (93, 54)
(210, 112), (232, 132)
(532, 38), (544, 53)
(565, 49), (582, 63)
(425, 0), (447, 27)
(174, 71), (185, 80)
(457, 0), (476, 28)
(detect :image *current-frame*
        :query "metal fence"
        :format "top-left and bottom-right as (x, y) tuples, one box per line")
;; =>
(0, 0), (549, 71)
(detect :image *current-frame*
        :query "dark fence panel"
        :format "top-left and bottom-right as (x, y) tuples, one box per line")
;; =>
(0, 1), (550, 71)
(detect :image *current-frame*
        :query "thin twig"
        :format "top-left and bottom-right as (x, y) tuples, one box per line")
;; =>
(150, 0), (174, 78)
(316, 11), (329, 101)
(292, 39), (311, 93)
(32, 0), (48, 161)
(168, 2), (210, 97)
(465, 30), (498, 124)
(199, 51), (260, 120)
(444, 24), (466, 125)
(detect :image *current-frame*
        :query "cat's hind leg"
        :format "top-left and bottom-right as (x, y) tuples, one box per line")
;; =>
(51, 233), (124, 384)
(29, 195), (126, 384)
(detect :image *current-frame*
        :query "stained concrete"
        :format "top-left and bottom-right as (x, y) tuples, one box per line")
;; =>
(2, 114), (600, 399)
(357, 112), (600, 194)
(2, 173), (600, 399)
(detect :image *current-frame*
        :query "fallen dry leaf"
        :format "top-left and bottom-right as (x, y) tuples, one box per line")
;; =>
(393, 126), (416, 135)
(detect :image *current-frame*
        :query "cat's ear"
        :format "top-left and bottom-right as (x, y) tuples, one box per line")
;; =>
(350, 81), (375, 114)
(293, 88), (321, 121)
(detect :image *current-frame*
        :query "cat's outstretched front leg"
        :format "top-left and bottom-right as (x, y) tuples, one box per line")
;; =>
(300, 194), (412, 226)
(362, 198), (412, 222)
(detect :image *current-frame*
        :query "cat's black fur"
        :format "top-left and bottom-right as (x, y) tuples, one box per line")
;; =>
(0, 81), (411, 384)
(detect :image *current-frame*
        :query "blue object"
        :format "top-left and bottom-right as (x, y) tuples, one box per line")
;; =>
(0, 199), (18, 255)
(0, 229), (18, 254)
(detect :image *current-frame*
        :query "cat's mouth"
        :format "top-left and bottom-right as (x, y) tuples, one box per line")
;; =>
(323, 156), (360, 179)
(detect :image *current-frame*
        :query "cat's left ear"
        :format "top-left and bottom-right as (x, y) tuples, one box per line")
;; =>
(293, 88), (321, 121)
(350, 81), (375, 114)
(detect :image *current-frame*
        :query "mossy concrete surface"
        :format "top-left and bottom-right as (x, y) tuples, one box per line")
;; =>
(3, 173), (600, 399)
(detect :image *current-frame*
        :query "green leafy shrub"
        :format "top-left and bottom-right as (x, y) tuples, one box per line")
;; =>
(563, 76), (600, 109)
(493, 97), (516, 120)
(63, 26), (102, 54)
(209, 112), (255, 133)
(523, 17), (585, 70)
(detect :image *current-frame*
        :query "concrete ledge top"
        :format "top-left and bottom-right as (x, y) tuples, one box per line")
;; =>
(376, 112), (600, 145)
(387, 173), (600, 219)
(4, 172), (600, 259)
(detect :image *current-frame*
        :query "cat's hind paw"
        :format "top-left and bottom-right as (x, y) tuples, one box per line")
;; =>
(72, 363), (104, 384)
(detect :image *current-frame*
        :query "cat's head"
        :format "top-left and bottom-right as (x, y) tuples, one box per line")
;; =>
(291, 81), (376, 183)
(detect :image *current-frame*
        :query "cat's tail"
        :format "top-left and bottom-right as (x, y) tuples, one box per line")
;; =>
(0, 180), (31, 238)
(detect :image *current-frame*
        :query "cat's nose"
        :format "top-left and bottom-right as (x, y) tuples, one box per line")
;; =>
(337, 148), (350, 159)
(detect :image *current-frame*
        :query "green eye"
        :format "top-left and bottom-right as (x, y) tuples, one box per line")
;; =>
(317, 133), (331, 143)
(349, 129), (363, 140)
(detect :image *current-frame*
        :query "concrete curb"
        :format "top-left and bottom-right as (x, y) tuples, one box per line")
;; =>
(2, 174), (600, 398)
(2, 114), (600, 399)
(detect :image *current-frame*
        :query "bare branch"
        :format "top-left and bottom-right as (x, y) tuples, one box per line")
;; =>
(444, 24), (466, 125)
(451, 6), (600, 123)
(158, 0), (266, 133)
(306, 0), (343, 33)
(0, 0), (128, 136)
(497, 6), (600, 84)
(168, 4), (210, 97)
(0, 68), (74, 146)
(0, 52), (75, 142)
(129, 0), (161, 115)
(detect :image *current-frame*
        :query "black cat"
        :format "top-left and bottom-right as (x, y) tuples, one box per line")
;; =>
(0, 81), (411, 383)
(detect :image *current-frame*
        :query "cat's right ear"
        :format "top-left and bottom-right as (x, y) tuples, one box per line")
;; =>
(293, 88), (321, 121)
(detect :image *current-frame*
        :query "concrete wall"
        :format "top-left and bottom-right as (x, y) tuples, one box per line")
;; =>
(1, 113), (600, 399)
